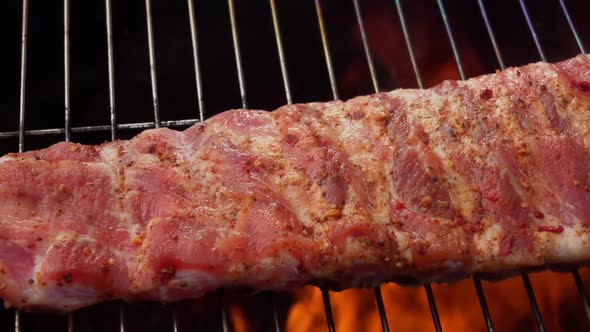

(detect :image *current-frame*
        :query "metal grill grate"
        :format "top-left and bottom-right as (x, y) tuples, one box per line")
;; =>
(1, 1), (590, 331)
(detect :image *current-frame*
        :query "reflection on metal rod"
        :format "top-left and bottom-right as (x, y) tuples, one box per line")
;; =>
(434, 1), (496, 330)
(476, 0), (505, 70)
(314, 0), (339, 100)
(145, 0), (161, 127)
(394, 0), (422, 88)
(105, 0), (117, 141)
(518, 0), (547, 62)
(187, 0), (205, 121)
(18, 0), (29, 154)
(572, 270), (590, 322)
(227, 0), (247, 109)
(558, 0), (586, 54)
(435, 0), (465, 79)
(270, 0), (292, 105)
(352, 0), (379, 92)
(64, 0), (71, 142)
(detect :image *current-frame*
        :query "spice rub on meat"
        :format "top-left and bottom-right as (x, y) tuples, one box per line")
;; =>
(1, 54), (590, 311)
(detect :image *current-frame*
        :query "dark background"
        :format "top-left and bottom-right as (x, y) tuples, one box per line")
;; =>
(0, 0), (589, 331)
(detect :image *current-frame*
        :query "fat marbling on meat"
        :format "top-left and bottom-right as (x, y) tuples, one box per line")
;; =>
(1, 54), (590, 311)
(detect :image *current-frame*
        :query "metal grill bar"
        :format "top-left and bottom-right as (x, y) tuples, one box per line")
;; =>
(104, 0), (126, 330)
(392, 1), (443, 330)
(314, 0), (338, 100)
(270, 0), (292, 105)
(321, 288), (336, 332)
(480, 1), (548, 330)
(14, 311), (20, 332)
(145, 0), (161, 128)
(479, 2), (590, 326)
(424, 284), (442, 332)
(220, 292), (232, 332)
(119, 304), (126, 332)
(105, 0), (117, 141)
(555, 1), (590, 323)
(522, 274), (545, 332)
(64, 0), (75, 330)
(434, 1), (495, 331)
(224, 2), (284, 330)
(14, 0), (29, 330)
(18, 0), (29, 153)
(394, 0), (422, 89)
(270, 292), (282, 332)
(312, 2), (340, 330)
(349, 1), (391, 330)
(435, 0), (465, 80)
(187, 0), (205, 121)
(64, 0), (71, 141)
(373, 288), (390, 332)
(476, 0), (505, 71)
(572, 270), (590, 321)
(227, 0), (247, 109)
(473, 278), (494, 332)
(518, 0), (547, 62)
(0, 119), (199, 138)
(559, 0), (586, 54)
(172, 310), (179, 332)
(352, 0), (379, 92)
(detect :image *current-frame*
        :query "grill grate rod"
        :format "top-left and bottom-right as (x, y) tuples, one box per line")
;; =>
(435, 1), (496, 331)
(143, 0), (180, 329)
(314, 0), (339, 100)
(556, 0), (590, 323)
(14, 0), (29, 330)
(227, 0), (247, 109)
(394, 0), (422, 96)
(424, 284), (443, 332)
(522, 274), (546, 332)
(105, 0), (117, 141)
(269, 0), (292, 105)
(393, 1), (448, 330)
(473, 278), (494, 332)
(476, 0), (505, 71)
(225, 1), (285, 331)
(312, 1), (340, 331)
(321, 289), (336, 332)
(64, 0), (71, 141)
(517, 0), (590, 329)
(0, 119), (200, 138)
(103, 0), (126, 329)
(559, 0), (586, 54)
(187, 0), (205, 121)
(519, 0), (547, 62)
(18, 0), (29, 153)
(373, 288), (390, 332)
(63, 0), (75, 329)
(350, 1), (392, 330)
(482, 2), (551, 331)
(220, 291), (232, 332)
(352, 0), (379, 93)
(572, 270), (590, 322)
(145, 0), (161, 128)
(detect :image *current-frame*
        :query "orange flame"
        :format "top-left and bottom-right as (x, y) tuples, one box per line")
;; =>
(284, 270), (590, 332)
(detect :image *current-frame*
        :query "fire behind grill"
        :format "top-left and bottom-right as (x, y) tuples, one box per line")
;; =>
(1, 0), (590, 331)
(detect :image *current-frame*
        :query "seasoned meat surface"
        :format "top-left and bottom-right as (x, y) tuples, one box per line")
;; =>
(1, 55), (590, 311)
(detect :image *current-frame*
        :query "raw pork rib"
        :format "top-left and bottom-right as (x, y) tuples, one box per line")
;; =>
(2, 55), (590, 311)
